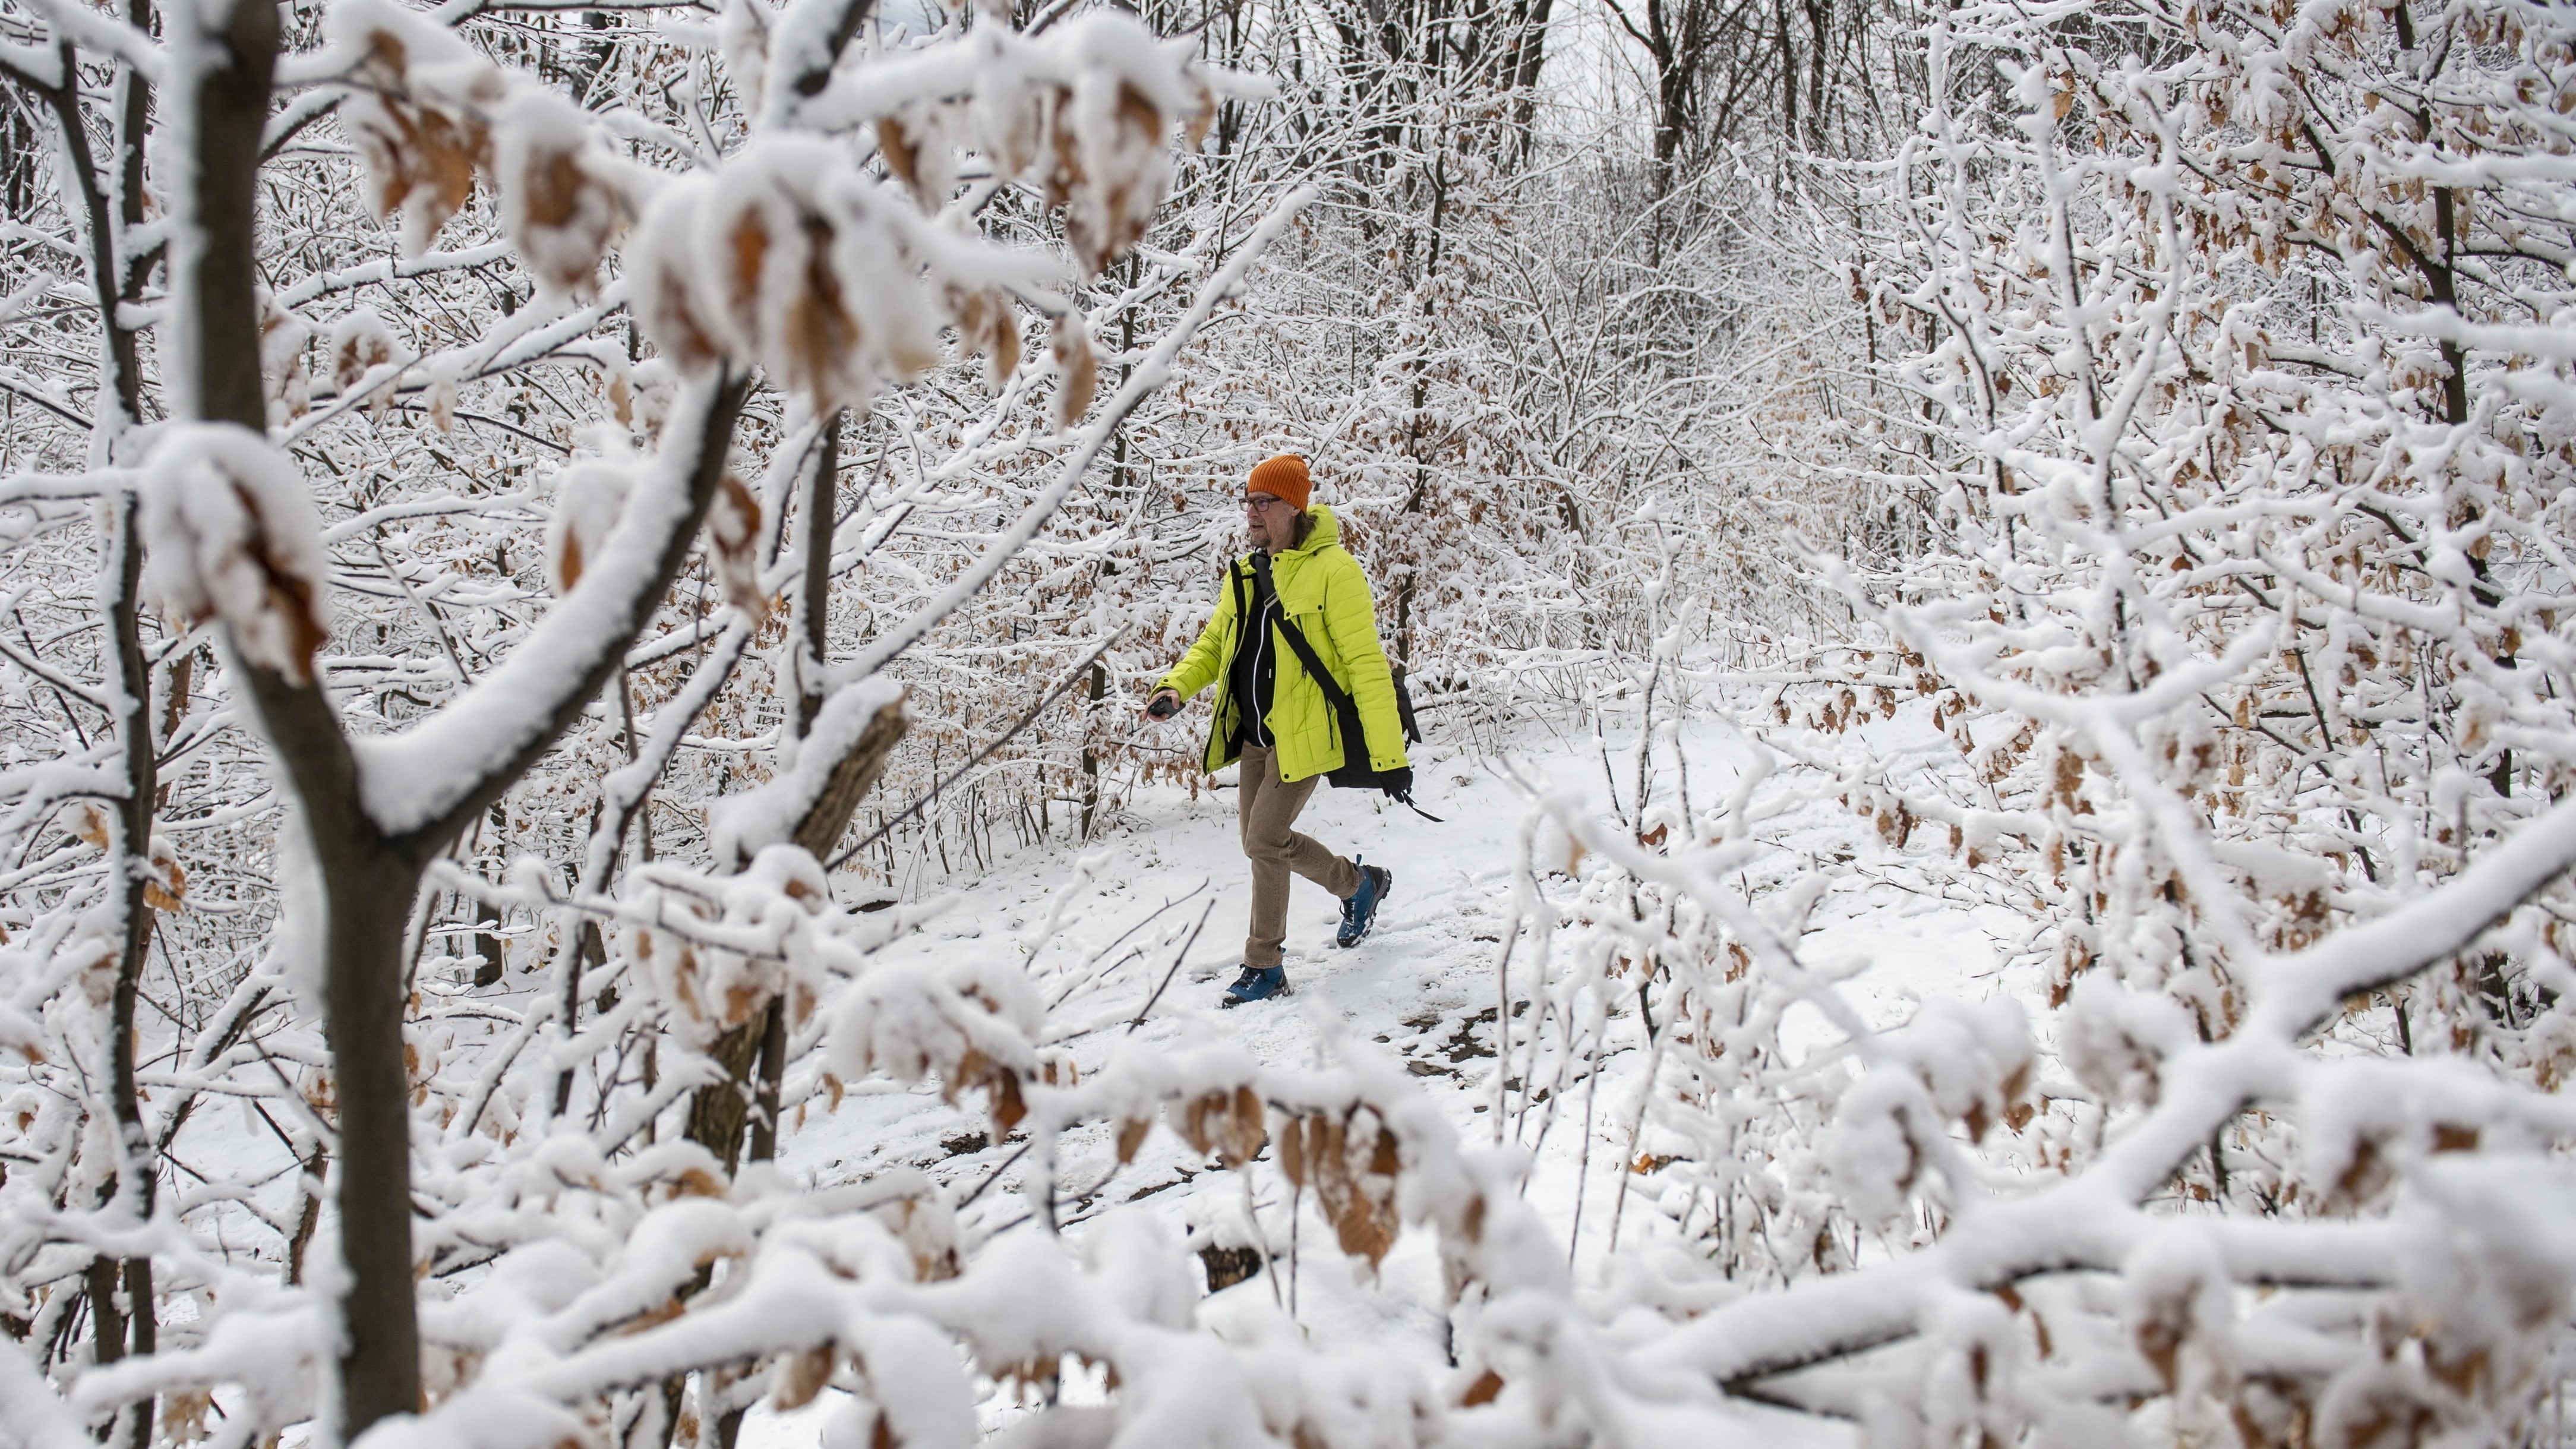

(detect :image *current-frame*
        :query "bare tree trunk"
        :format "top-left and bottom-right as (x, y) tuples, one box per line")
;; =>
(691, 422), (900, 1183)
(682, 1017), (771, 1170)
(17, 5), (171, 1436)
(1505, 0), (1555, 157)
(747, 997), (788, 1164)
(97, 491), (161, 1449)
(690, 695), (904, 1172)
(187, 0), (276, 433)
(263, 367), (750, 1437)
(1081, 661), (1104, 838)
(795, 411), (843, 740)
(178, 9), (759, 1427)
(315, 846), (430, 1429)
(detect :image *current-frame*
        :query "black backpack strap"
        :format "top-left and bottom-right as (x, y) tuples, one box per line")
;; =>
(1251, 555), (1437, 819)
(1276, 615), (1368, 758)
(1251, 554), (1365, 753)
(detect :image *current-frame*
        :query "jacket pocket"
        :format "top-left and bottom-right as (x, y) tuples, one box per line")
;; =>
(1284, 723), (1339, 778)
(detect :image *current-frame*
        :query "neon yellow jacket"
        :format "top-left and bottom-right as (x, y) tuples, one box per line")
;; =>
(1159, 506), (1411, 782)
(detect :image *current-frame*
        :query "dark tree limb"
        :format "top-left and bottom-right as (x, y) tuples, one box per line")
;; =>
(794, 411), (842, 740)
(788, 699), (910, 861)
(685, 691), (906, 1174)
(382, 375), (751, 855)
(826, 630), (1125, 870)
(787, 0), (878, 99)
(175, 7), (746, 1418)
(29, 8), (166, 1437)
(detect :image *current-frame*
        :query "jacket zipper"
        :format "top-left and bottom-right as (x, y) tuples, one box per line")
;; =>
(1246, 582), (1274, 747)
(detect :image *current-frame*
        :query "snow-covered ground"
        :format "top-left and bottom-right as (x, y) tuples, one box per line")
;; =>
(738, 714), (2041, 1448)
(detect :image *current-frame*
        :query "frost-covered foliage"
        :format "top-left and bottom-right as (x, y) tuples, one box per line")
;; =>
(1164, 79), (1875, 718)
(11, 0), (2576, 1443)
(0, 0), (1355, 1441)
(1630, 0), (2576, 1439)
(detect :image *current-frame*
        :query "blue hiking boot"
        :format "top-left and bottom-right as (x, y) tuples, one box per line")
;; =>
(1222, 965), (1290, 1007)
(1337, 861), (1392, 949)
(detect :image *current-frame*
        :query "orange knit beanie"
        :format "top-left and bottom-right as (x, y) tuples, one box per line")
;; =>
(1248, 454), (1311, 510)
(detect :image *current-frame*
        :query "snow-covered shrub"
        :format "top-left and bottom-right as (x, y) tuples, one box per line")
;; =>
(0, 0), (1296, 1441)
(1671, 0), (2576, 1438)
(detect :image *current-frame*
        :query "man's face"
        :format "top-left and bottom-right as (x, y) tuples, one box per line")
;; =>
(1243, 491), (1298, 550)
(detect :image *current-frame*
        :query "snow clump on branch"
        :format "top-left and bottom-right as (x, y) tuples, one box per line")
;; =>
(335, 0), (629, 292)
(138, 425), (330, 683)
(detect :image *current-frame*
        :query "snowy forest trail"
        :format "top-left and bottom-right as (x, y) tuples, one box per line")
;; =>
(748, 713), (2035, 1448)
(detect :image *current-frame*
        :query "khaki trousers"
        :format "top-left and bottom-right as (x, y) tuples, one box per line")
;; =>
(1237, 744), (1362, 968)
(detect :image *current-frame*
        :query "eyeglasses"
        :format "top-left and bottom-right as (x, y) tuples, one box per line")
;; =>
(1241, 495), (1289, 513)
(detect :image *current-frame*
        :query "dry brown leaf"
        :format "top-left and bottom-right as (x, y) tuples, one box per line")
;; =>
(882, 1198), (960, 1283)
(258, 292), (310, 414)
(988, 1069), (1027, 1136)
(720, 972), (768, 1028)
(507, 139), (623, 297)
(1041, 85), (1083, 210)
(1177, 1088), (1243, 1159)
(1221, 1084), (1265, 1167)
(345, 30), (491, 254)
(983, 83), (1044, 178)
(783, 216), (863, 410)
(645, 253), (725, 375)
(1116, 1116), (1151, 1164)
(333, 325), (395, 396)
(774, 1344), (835, 1410)
(727, 208), (774, 346)
(670, 1166), (727, 1199)
(1051, 312), (1097, 430)
(708, 471), (766, 617)
(951, 286), (1020, 389)
(159, 1390), (214, 1444)
(943, 1048), (986, 1106)
(1297, 1107), (1404, 1268)
(1180, 79), (1218, 150)
(550, 532), (586, 597)
(220, 479), (330, 684)
(877, 116), (926, 203)
(144, 836), (186, 912)
(1056, 82), (1167, 274)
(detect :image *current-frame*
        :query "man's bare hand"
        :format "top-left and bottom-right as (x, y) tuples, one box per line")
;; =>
(1141, 688), (1182, 720)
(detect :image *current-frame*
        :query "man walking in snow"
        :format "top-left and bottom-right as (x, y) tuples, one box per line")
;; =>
(1141, 455), (1412, 1006)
